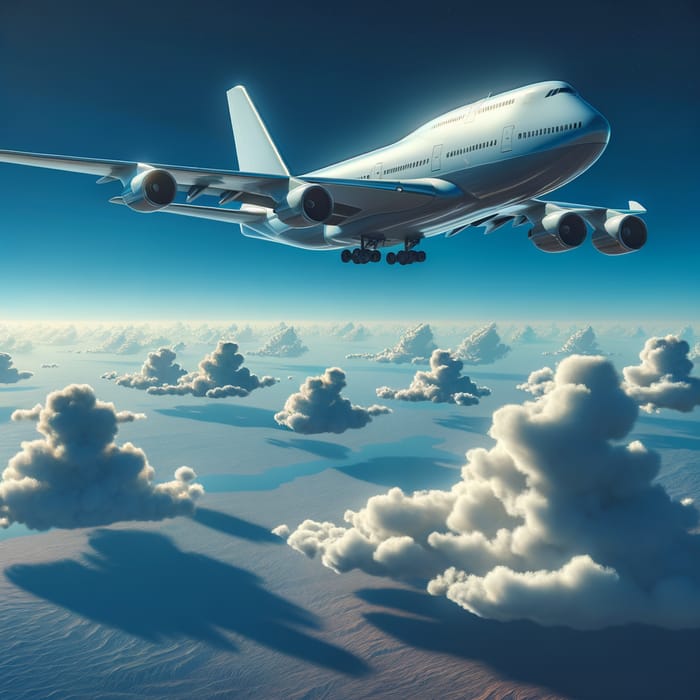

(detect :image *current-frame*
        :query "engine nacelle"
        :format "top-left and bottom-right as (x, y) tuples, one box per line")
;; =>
(275, 185), (334, 228)
(122, 169), (177, 212)
(528, 211), (587, 253)
(592, 214), (647, 255)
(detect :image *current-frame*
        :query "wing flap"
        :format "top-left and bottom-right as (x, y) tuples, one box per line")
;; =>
(109, 196), (269, 224)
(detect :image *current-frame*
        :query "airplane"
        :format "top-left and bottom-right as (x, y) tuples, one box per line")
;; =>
(0, 80), (647, 266)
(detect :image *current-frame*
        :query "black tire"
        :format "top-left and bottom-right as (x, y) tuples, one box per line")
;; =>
(352, 248), (361, 264)
(341, 249), (352, 263)
(371, 250), (381, 263)
(417, 250), (426, 263)
(386, 252), (396, 265)
(408, 250), (418, 263)
(397, 250), (408, 265)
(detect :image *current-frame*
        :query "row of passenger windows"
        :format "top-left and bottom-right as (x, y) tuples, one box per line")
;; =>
(478, 97), (515, 113)
(432, 114), (464, 129)
(385, 158), (430, 175)
(517, 121), (583, 139)
(446, 139), (497, 158)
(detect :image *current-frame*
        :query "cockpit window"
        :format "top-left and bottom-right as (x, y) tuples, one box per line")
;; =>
(545, 86), (576, 97)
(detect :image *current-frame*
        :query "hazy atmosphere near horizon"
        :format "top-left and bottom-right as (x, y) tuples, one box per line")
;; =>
(0, 2), (698, 699)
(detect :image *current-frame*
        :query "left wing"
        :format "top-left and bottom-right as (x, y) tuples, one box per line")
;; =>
(0, 149), (462, 226)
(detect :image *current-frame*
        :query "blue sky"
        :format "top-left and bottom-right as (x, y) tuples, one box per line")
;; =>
(0, 0), (697, 321)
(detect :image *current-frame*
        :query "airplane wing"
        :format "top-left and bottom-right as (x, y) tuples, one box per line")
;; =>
(451, 197), (647, 236)
(0, 149), (462, 225)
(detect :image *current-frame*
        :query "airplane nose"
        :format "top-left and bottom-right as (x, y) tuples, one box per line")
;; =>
(589, 112), (611, 145)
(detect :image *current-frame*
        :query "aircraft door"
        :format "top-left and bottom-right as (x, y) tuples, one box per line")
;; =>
(431, 144), (442, 172)
(501, 125), (514, 152)
(373, 162), (383, 179)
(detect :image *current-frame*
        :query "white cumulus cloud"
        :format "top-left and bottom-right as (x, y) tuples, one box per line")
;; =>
(0, 353), (32, 384)
(275, 367), (391, 434)
(347, 323), (436, 364)
(115, 347), (188, 391)
(1, 384), (203, 530)
(376, 349), (491, 406)
(149, 341), (276, 398)
(252, 325), (308, 358)
(455, 323), (510, 365)
(623, 335), (700, 413)
(548, 325), (602, 356)
(280, 354), (700, 630)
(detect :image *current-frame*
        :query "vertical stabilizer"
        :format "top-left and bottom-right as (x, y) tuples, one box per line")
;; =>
(227, 86), (289, 176)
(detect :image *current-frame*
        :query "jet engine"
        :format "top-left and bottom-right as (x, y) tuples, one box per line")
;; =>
(121, 169), (177, 212)
(528, 211), (587, 253)
(592, 214), (647, 255)
(275, 185), (334, 228)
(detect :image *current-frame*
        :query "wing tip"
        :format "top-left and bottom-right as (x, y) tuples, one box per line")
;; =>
(628, 200), (647, 213)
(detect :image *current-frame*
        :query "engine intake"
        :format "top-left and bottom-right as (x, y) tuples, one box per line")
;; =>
(122, 169), (177, 212)
(275, 185), (334, 228)
(528, 211), (587, 253)
(592, 214), (647, 255)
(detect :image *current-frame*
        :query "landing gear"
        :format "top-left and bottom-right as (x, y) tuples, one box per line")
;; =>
(340, 237), (383, 265)
(385, 238), (427, 266)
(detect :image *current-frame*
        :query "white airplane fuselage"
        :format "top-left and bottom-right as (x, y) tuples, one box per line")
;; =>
(241, 80), (611, 250)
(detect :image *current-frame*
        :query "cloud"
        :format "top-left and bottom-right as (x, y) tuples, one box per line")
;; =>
(0, 335), (33, 353)
(0, 353), (32, 384)
(149, 341), (276, 398)
(275, 367), (391, 434)
(40, 363), (59, 369)
(623, 335), (700, 413)
(115, 347), (188, 390)
(455, 323), (510, 365)
(334, 322), (371, 342)
(280, 354), (700, 630)
(510, 325), (541, 344)
(1, 384), (202, 530)
(347, 323), (436, 364)
(252, 325), (308, 357)
(376, 349), (491, 406)
(547, 326), (602, 356)
(690, 343), (700, 361)
(101, 371), (118, 380)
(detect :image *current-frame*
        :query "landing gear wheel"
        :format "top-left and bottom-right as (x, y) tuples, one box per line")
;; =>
(408, 250), (418, 263)
(397, 250), (408, 265)
(417, 250), (426, 263)
(341, 249), (352, 263)
(386, 252), (396, 265)
(371, 250), (381, 263)
(359, 249), (371, 264)
(352, 248), (362, 264)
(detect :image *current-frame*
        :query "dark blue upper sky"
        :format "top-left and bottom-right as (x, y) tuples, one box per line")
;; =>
(0, 1), (697, 320)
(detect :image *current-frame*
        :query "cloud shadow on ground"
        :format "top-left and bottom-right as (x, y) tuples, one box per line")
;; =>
(434, 414), (493, 435)
(155, 404), (279, 430)
(191, 507), (282, 544)
(336, 457), (460, 492)
(6, 529), (368, 676)
(357, 587), (700, 700)
(266, 438), (351, 460)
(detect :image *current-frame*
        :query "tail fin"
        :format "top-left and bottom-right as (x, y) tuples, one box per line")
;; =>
(227, 86), (289, 176)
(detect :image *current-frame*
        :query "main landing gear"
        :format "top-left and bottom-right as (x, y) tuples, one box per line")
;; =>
(340, 237), (382, 265)
(386, 238), (426, 266)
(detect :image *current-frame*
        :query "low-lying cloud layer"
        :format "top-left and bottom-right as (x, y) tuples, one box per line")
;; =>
(275, 367), (391, 434)
(0, 353), (32, 384)
(252, 325), (308, 357)
(455, 323), (510, 365)
(623, 335), (700, 413)
(1, 384), (203, 530)
(347, 323), (437, 364)
(150, 341), (276, 398)
(280, 354), (700, 630)
(115, 347), (188, 390)
(376, 350), (491, 406)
